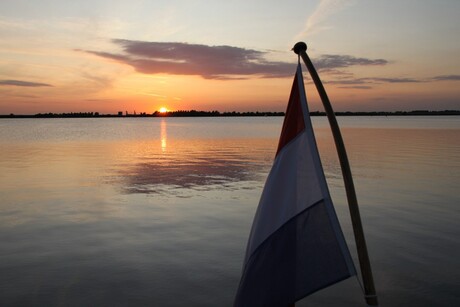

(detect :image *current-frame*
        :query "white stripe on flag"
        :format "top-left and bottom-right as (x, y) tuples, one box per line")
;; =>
(234, 64), (356, 307)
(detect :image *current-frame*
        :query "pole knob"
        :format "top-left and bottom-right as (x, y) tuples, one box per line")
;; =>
(292, 42), (307, 54)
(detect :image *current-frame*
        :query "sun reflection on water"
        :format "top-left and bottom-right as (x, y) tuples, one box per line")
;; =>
(161, 118), (167, 152)
(112, 137), (274, 195)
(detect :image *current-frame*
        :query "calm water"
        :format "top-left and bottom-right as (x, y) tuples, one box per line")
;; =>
(0, 116), (459, 306)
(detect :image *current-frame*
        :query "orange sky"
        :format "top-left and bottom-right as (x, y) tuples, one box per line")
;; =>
(1, 0), (459, 114)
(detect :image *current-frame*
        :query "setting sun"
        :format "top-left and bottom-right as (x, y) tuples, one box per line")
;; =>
(159, 107), (168, 113)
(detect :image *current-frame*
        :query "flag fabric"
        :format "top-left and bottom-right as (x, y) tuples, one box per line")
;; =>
(234, 64), (356, 307)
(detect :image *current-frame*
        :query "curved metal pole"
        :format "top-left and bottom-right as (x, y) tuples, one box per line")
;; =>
(293, 42), (378, 306)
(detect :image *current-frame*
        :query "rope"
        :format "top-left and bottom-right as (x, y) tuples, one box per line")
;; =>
(355, 275), (365, 295)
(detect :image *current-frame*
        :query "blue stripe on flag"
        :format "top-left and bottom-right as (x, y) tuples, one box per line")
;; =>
(234, 200), (353, 307)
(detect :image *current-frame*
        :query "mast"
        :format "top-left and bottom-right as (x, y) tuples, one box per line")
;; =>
(292, 42), (378, 306)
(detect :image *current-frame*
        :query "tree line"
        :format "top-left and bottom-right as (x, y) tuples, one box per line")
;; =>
(1, 109), (459, 118)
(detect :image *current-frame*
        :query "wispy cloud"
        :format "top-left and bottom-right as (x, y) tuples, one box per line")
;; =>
(315, 54), (388, 69)
(326, 76), (422, 87)
(143, 93), (167, 98)
(432, 75), (460, 81)
(296, 0), (355, 38)
(78, 71), (114, 89)
(338, 85), (373, 89)
(0, 80), (52, 87)
(328, 75), (459, 86)
(324, 74), (460, 90)
(366, 77), (421, 83)
(325, 79), (366, 85)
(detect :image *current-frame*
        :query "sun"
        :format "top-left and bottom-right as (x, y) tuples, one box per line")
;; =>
(159, 107), (168, 113)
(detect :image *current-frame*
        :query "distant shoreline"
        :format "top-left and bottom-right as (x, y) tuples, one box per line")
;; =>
(1, 110), (459, 118)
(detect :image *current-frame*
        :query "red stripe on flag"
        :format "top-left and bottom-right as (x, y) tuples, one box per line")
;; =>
(276, 71), (305, 156)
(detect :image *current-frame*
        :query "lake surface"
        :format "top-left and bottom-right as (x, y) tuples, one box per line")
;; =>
(1, 116), (459, 306)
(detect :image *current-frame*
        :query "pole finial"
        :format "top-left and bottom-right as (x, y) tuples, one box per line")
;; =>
(292, 42), (307, 55)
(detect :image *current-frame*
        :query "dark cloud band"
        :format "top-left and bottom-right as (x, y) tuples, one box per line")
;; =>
(87, 40), (294, 79)
(314, 54), (388, 69)
(432, 75), (460, 81)
(0, 80), (52, 87)
(85, 40), (390, 80)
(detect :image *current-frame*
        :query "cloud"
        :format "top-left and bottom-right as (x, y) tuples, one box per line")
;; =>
(432, 75), (460, 81)
(319, 68), (355, 77)
(338, 85), (373, 89)
(296, 0), (355, 38)
(326, 74), (460, 86)
(84, 40), (391, 80)
(314, 55), (388, 70)
(321, 75), (425, 89)
(364, 77), (421, 83)
(0, 80), (53, 87)
(325, 79), (366, 85)
(326, 77), (421, 85)
(79, 71), (114, 89)
(85, 40), (295, 79)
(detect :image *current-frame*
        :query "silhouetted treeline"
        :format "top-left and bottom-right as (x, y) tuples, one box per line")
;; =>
(153, 110), (284, 117)
(36, 112), (101, 118)
(1, 109), (459, 118)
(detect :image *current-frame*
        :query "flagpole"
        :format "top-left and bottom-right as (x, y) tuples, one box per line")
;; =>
(292, 42), (378, 306)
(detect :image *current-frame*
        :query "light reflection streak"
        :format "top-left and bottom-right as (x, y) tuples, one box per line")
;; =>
(161, 118), (167, 152)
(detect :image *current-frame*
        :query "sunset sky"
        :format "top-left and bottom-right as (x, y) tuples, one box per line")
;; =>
(1, 0), (459, 114)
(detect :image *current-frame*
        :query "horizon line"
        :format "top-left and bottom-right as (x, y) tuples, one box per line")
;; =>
(1, 109), (460, 118)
